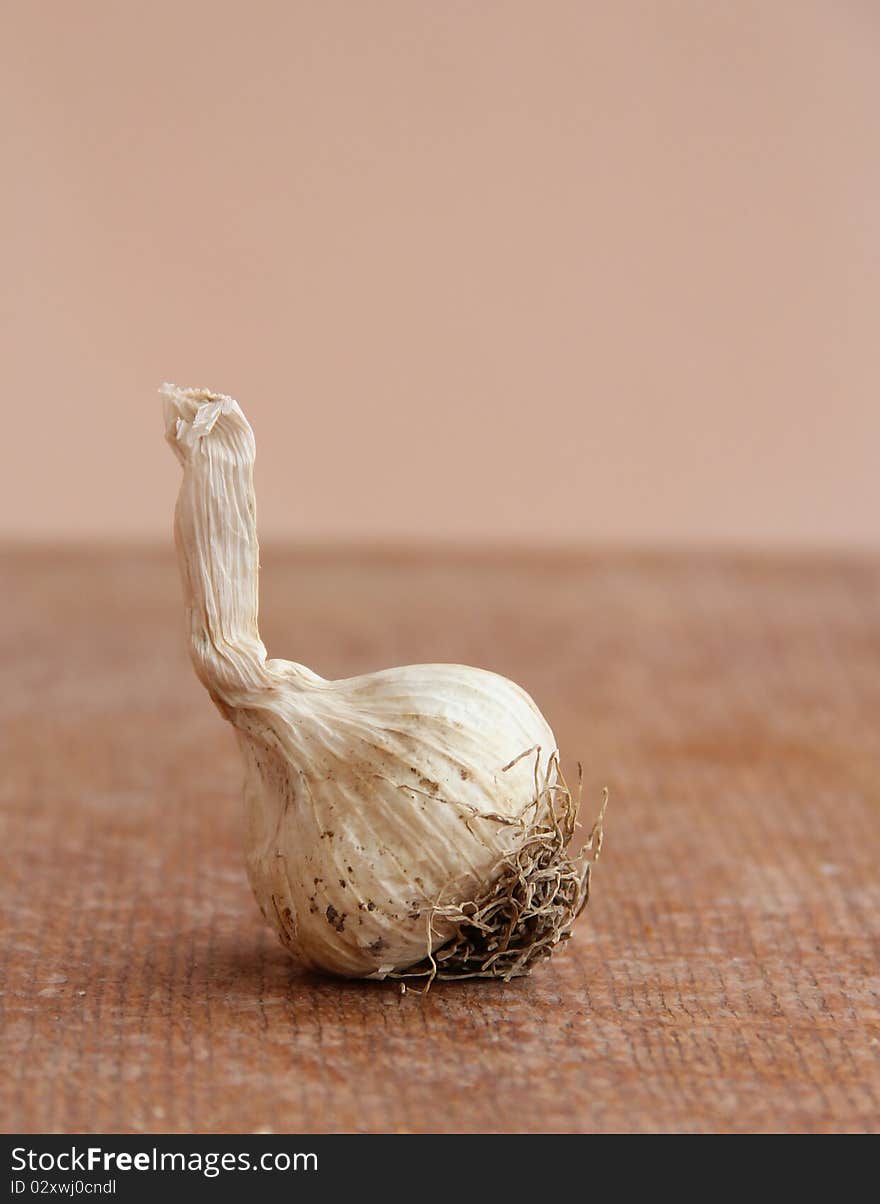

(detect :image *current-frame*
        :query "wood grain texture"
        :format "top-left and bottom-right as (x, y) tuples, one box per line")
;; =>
(1, 546), (878, 1134)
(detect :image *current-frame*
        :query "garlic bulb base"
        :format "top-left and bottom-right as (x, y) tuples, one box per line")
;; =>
(389, 758), (607, 986)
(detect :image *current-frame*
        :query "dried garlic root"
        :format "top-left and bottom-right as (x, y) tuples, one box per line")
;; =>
(163, 384), (605, 983)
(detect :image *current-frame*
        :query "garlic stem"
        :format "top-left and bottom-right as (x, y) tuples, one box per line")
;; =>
(162, 385), (270, 705)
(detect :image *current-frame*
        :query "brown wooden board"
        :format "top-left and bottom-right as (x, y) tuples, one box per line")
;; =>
(2, 546), (878, 1133)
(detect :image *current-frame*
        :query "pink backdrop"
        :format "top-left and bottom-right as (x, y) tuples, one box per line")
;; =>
(3, 2), (878, 546)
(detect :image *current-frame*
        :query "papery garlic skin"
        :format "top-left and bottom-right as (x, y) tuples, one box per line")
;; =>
(163, 385), (557, 978)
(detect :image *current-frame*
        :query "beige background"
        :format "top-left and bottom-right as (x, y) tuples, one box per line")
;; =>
(2, 1), (878, 547)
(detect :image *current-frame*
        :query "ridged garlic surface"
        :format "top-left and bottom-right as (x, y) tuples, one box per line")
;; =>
(163, 385), (598, 981)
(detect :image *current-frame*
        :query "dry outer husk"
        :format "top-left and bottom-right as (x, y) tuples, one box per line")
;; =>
(393, 753), (608, 992)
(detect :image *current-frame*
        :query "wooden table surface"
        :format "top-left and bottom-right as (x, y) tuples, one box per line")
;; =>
(2, 546), (878, 1134)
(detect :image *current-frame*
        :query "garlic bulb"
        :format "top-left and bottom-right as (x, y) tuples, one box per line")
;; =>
(163, 384), (604, 982)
